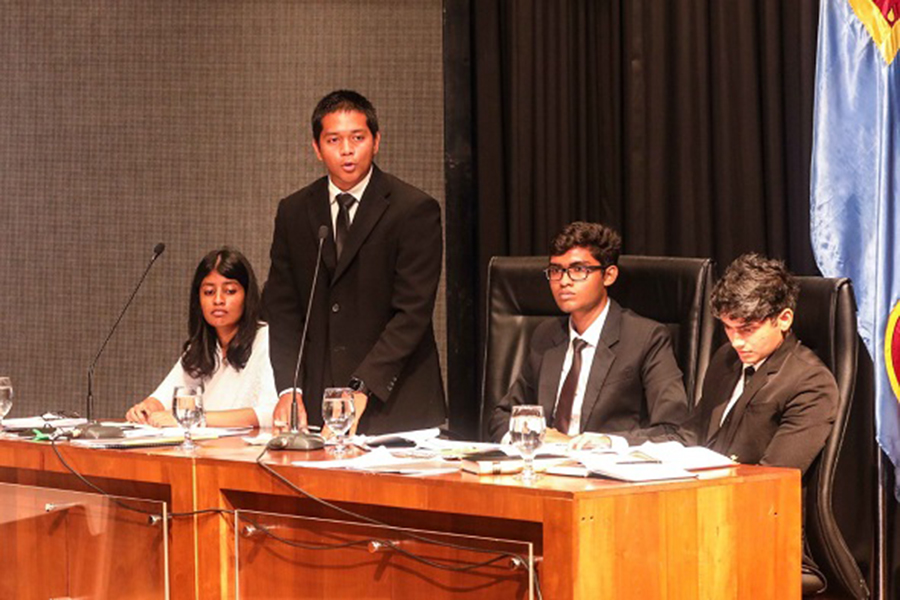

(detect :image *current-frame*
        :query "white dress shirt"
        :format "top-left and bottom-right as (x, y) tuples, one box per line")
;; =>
(328, 166), (374, 231)
(719, 357), (768, 426)
(556, 299), (611, 436)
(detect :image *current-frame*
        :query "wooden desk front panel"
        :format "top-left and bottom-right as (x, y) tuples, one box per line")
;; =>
(193, 444), (800, 600)
(0, 440), (196, 600)
(0, 438), (801, 600)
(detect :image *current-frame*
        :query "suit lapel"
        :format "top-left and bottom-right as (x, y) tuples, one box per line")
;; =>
(578, 299), (621, 431)
(332, 166), (390, 284)
(537, 319), (569, 419)
(716, 335), (799, 447)
(706, 358), (742, 442)
(306, 179), (336, 272)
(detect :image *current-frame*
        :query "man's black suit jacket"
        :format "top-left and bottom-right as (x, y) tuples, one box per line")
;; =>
(262, 166), (446, 434)
(686, 333), (837, 474)
(488, 299), (689, 443)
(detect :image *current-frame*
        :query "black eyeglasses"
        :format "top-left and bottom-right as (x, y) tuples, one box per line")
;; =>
(543, 264), (605, 282)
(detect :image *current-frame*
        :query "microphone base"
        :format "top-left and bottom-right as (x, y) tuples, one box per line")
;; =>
(267, 432), (325, 451)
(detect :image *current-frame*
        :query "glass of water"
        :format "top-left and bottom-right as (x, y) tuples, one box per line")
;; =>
(0, 377), (13, 428)
(322, 387), (356, 457)
(172, 384), (204, 452)
(509, 405), (546, 483)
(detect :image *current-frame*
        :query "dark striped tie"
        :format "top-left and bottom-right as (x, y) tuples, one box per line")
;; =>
(335, 193), (356, 260)
(553, 338), (588, 433)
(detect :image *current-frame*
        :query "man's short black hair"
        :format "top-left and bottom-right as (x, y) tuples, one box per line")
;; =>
(311, 90), (379, 142)
(549, 221), (622, 267)
(711, 253), (799, 323)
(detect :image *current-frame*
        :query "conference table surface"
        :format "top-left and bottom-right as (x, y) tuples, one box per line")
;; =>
(0, 433), (801, 600)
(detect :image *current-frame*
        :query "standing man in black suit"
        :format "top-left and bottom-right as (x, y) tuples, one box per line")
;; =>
(263, 90), (446, 435)
(686, 254), (836, 472)
(489, 222), (689, 444)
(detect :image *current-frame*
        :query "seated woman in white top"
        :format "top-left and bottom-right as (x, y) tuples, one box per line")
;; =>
(125, 247), (278, 428)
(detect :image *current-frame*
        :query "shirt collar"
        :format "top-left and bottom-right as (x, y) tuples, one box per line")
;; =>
(743, 356), (767, 372)
(569, 298), (610, 347)
(328, 166), (374, 205)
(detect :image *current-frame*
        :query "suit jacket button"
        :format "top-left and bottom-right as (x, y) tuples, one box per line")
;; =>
(331, 303), (340, 313)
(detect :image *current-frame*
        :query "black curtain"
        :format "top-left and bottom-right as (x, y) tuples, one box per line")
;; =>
(462, 1), (887, 597)
(474, 0), (819, 275)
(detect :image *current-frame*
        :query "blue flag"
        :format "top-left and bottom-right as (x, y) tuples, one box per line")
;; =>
(810, 0), (900, 497)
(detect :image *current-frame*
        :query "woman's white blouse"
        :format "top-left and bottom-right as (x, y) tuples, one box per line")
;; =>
(150, 324), (278, 428)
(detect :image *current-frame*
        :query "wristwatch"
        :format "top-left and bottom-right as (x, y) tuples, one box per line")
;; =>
(348, 377), (370, 397)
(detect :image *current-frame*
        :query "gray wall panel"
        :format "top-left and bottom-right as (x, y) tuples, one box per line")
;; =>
(0, 1), (445, 419)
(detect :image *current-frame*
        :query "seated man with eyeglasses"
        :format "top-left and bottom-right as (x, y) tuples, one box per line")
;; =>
(488, 221), (690, 445)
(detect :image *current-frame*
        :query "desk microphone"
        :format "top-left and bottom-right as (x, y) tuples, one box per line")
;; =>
(84, 242), (166, 433)
(268, 226), (328, 451)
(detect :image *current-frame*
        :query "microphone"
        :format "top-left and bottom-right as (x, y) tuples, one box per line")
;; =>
(269, 226), (328, 451)
(84, 242), (166, 429)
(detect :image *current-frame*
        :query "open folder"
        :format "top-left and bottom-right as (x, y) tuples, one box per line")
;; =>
(548, 460), (697, 482)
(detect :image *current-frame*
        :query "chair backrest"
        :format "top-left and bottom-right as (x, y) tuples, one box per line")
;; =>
(794, 277), (869, 599)
(480, 254), (715, 439)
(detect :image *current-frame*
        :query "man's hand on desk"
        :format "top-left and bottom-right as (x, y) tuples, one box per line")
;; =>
(543, 428), (572, 445)
(349, 391), (367, 436)
(321, 392), (366, 439)
(568, 432), (613, 451)
(273, 391), (308, 433)
(125, 397), (165, 425)
(500, 426), (570, 445)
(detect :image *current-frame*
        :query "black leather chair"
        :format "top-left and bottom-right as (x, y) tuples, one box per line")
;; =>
(480, 255), (715, 439)
(793, 277), (870, 599)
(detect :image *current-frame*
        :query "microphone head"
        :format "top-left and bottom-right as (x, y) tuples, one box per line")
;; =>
(317, 225), (329, 240)
(153, 242), (166, 256)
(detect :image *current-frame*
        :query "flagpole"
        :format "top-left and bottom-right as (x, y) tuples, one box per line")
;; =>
(876, 449), (887, 599)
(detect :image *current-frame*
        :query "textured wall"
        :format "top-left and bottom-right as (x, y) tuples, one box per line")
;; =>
(0, 1), (444, 419)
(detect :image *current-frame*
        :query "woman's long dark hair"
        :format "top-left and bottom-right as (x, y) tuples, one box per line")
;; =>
(181, 247), (262, 379)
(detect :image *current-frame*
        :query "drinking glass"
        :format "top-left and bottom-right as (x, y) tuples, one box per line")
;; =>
(172, 384), (204, 451)
(0, 377), (12, 427)
(322, 387), (356, 457)
(509, 405), (546, 483)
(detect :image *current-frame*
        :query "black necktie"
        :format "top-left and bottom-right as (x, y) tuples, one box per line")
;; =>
(743, 365), (755, 389)
(335, 193), (356, 260)
(553, 338), (588, 433)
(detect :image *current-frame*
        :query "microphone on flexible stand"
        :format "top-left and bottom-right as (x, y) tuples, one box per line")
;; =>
(268, 226), (328, 451)
(75, 243), (166, 439)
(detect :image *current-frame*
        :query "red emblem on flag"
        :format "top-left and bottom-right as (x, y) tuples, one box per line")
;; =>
(850, 0), (900, 63)
(886, 301), (900, 402)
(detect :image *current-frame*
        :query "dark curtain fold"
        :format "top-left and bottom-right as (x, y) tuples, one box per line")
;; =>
(466, 1), (883, 596)
(474, 0), (819, 275)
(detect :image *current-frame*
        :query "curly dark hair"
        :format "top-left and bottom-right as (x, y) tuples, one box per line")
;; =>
(181, 247), (262, 379)
(311, 89), (379, 142)
(711, 253), (799, 323)
(548, 221), (622, 267)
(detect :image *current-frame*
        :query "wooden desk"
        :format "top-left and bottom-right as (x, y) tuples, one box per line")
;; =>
(0, 436), (801, 600)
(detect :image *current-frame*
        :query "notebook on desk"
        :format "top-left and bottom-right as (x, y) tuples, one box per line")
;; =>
(460, 450), (568, 475)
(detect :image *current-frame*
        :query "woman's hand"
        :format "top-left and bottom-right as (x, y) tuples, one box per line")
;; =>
(148, 411), (178, 428)
(125, 397), (165, 424)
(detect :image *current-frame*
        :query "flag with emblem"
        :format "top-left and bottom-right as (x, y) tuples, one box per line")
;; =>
(811, 0), (900, 497)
